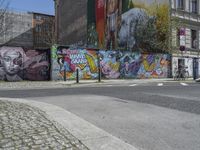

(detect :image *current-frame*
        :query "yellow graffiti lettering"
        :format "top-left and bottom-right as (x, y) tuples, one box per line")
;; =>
(109, 62), (120, 71)
(85, 54), (98, 73)
(143, 60), (156, 71)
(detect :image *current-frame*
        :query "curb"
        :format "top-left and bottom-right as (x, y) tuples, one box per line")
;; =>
(0, 97), (138, 150)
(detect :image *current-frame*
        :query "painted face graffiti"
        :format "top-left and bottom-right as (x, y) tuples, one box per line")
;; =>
(2, 51), (22, 75)
(0, 46), (50, 81)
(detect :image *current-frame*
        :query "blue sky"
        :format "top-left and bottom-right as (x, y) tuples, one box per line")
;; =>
(9, 0), (55, 15)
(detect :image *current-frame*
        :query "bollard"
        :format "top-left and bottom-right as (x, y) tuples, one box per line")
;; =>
(64, 68), (66, 81)
(98, 54), (101, 82)
(76, 68), (79, 83)
(98, 66), (101, 82)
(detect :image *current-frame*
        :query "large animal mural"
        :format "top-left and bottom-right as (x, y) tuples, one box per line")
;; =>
(52, 46), (170, 80)
(87, 0), (169, 51)
(0, 46), (50, 81)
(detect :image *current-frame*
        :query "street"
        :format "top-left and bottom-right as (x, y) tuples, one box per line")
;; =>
(0, 81), (200, 150)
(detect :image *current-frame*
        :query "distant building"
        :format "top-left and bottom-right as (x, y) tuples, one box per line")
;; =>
(0, 11), (33, 48)
(33, 13), (55, 49)
(171, 0), (200, 79)
(0, 11), (55, 49)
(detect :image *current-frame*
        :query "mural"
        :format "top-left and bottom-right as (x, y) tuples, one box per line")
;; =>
(0, 46), (50, 81)
(52, 46), (99, 80)
(87, 0), (169, 51)
(119, 52), (142, 78)
(99, 50), (120, 79)
(137, 54), (170, 78)
(52, 47), (170, 80)
(98, 51), (170, 79)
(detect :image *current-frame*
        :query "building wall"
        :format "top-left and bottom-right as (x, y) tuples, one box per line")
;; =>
(87, 0), (169, 51)
(0, 11), (33, 48)
(171, 0), (200, 79)
(33, 13), (55, 49)
(172, 0), (200, 50)
(56, 0), (87, 46)
(0, 11), (55, 49)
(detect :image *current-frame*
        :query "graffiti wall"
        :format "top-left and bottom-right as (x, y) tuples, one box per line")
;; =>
(98, 50), (120, 79)
(52, 47), (170, 80)
(137, 54), (170, 78)
(87, 0), (170, 51)
(0, 46), (50, 81)
(99, 51), (170, 79)
(51, 46), (99, 80)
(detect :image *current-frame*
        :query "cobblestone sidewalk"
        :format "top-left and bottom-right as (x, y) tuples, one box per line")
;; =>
(0, 100), (88, 150)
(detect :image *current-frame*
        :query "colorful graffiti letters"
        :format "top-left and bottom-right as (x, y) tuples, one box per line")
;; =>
(52, 47), (170, 80)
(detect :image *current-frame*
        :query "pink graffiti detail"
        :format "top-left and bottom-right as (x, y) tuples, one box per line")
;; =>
(100, 61), (120, 78)
(64, 55), (76, 72)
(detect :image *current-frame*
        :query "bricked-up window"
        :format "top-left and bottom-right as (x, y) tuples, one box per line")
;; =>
(191, 0), (198, 13)
(191, 29), (198, 49)
(177, 0), (184, 10)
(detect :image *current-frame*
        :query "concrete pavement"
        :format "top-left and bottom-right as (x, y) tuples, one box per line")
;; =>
(0, 98), (138, 150)
(0, 79), (198, 150)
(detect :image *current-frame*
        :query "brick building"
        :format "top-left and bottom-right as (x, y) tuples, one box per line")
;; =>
(33, 13), (55, 49)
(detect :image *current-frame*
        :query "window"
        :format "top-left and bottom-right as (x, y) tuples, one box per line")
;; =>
(35, 24), (41, 32)
(35, 15), (42, 20)
(191, 29), (198, 49)
(190, 0), (198, 13)
(177, 0), (184, 10)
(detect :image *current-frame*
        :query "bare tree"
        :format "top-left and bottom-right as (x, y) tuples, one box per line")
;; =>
(0, 0), (12, 39)
(42, 16), (56, 47)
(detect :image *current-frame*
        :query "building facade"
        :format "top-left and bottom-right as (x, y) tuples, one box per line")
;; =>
(171, 0), (200, 79)
(55, 0), (170, 50)
(33, 13), (55, 49)
(54, 0), (200, 79)
(0, 11), (55, 49)
(54, 0), (87, 46)
(0, 11), (33, 48)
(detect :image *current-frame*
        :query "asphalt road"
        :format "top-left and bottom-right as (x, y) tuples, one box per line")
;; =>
(0, 82), (200, 150)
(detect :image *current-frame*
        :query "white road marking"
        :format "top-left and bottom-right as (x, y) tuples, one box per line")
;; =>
(105, 85), (113, 87)
(180, 83), (188, 86)
(157, 83), (163, 86)
(129, 84), (137, 86)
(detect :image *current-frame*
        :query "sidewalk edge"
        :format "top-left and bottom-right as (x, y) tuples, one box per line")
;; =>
(0, 97), (138, 150)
